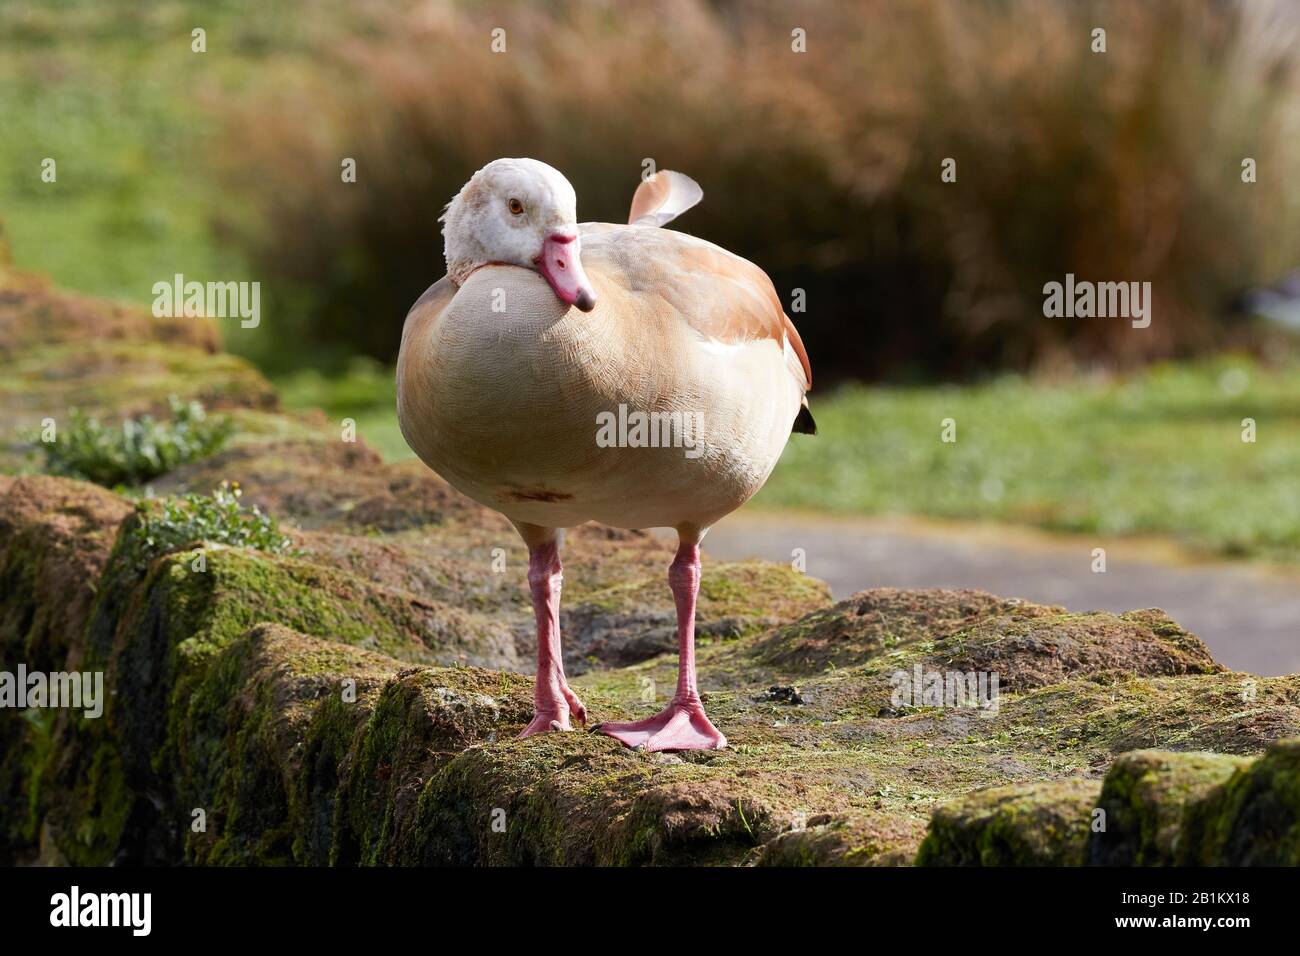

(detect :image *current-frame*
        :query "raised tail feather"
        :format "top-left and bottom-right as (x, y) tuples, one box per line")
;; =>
(628, 170), (704, 227)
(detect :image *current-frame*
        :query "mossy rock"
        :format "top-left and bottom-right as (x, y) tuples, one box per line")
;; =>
(562, 561), (831, 673)
(1, 341), (276, 425)
(1087, 749), (1251, 865)
(154, 442), (469, 533)
(916, 779), (1101, 866)
(407, 744), (783, 866)
(0, 341), (277, 472)
(0, 475), (129, 859)
(5, 467), (1300, 866)
(917, 741), (1300, 867)
(121, 544), (521, 672)
(39, 532), (519, 864)
(1178, 738), (1300, 865)
(0, 269), (274, 473)
(182, 624), (401, 865)
(753, 812), (927, 866)
(0, 265), (218, 358)
(708, 590), (1227, 727)
(293, 663), (394, 865)
(332, 665), (533, 865)
(0, 475), (130, 668)
(1028, 672), (1300, 756)
(743, 587), (1034, 674)
(740, 589), (1219, 692)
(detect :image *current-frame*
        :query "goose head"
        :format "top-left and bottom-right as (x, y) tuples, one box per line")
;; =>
(441, 158), (597, 312)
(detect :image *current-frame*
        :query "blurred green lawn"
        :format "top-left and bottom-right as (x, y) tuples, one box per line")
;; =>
(272, 359), (408, 471)
(0, 1), (315, 303)
(274, 356), (1300, 563)
(758, 357), (1300, 562)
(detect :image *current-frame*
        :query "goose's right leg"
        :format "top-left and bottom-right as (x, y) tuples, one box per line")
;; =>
(515, 524), (586, 737)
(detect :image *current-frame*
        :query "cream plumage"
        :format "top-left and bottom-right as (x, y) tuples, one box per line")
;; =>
(397, 158), (813, 750)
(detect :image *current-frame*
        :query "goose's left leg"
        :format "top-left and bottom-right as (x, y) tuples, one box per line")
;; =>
(595, 530), (726, 752)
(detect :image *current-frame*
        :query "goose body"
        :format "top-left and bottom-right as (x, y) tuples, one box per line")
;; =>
(397, 159), (813, 750)
(397, 224), (810, 531)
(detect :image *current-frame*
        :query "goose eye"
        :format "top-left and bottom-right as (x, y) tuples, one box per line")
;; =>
(507, 198), (525, 215)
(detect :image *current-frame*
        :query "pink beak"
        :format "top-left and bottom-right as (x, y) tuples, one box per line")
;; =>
(535, 232), (597, 312)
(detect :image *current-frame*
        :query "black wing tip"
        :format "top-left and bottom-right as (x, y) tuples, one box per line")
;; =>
(793, 403), (817, 436)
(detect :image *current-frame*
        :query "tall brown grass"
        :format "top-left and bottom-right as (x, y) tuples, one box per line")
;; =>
(212, 0), (1300, 380)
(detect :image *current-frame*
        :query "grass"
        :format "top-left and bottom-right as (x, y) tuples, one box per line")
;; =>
(272, 357), (407, 463)
(758, 356), (1300, 563)
(0, 3), (250, 303)
(0, 0), (337, 317)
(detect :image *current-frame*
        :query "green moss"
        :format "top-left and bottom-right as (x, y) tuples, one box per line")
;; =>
(177, 625), (399, 865)
(754, 813), (927, 867)
(133, 546), (511, 830)
(9, 709), (56, 850)
(0, 475), (131, 860)
(1, 340), (276, 428)
(57, 744), (133, 867)
(145, 545), (491, 666)
(405, 737), (779, 866)
(6, 479), (1299, 867)
(917, 779), (1101, 866)
(735, 590), (1220, 696)
(296, 686), (386, 865)
(39, 538), (506, 865)
(914, 739), (1300, 867)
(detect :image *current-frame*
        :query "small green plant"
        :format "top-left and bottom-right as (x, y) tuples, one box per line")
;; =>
(33, 397), (234, 487)
(121, 482), (295, 573)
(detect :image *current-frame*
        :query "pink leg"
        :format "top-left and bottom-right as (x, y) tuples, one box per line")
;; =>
(518, 538), (587, 738)
(595, 538), (727, 752)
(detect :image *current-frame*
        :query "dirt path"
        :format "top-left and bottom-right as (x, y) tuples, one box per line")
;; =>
(687, 512), (1300, 676)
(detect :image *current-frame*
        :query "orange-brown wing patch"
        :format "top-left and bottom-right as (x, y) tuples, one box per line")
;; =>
(783, 312), (813, 389)
(582, 226), (810, 393)
(577, 227), (806, 392)
(670, 240), (811, 390)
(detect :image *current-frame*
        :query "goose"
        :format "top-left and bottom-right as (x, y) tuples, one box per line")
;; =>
(397, 158), (814, 751)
